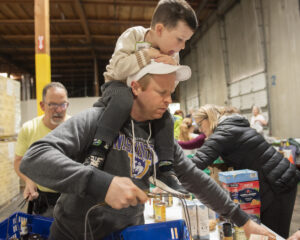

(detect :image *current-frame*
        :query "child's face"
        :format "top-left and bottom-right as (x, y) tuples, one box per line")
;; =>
(156, 20), (194, 56)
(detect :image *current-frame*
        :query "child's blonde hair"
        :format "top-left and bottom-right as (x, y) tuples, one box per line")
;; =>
(178, 117), (194, 141)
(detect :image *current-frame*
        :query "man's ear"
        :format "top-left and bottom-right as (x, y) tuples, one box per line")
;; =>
(131, 81), (142, 97)
(154, 23), (164, 37)
(40, 101), (45, 111)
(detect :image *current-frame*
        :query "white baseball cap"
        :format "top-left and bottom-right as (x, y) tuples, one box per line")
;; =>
(127, 60), (191, 87)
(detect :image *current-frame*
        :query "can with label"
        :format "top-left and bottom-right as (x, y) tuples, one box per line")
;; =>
(162, 194), (173, 207)
(234, 226), (247, 240)
(152, 196), (161, 217)
(154, 202), (166, 222)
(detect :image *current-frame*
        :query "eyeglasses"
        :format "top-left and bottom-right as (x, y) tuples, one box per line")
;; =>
(45, 102), (69, 110)
(197, 118), (207, 129)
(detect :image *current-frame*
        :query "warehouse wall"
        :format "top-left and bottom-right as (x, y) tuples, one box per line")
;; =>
(180, 23), (227, 114)
(263, 0), (300, 137)
(181, 0), (300, 138)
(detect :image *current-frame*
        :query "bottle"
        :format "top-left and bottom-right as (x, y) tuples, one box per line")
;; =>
(20, 219), (29, 240)
(223, 222), (233, 240)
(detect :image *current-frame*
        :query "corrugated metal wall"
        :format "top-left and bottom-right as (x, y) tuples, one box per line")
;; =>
(264, 0), (300, 137)
(180, 0), (300, 138)
(180, 23), (227, 114)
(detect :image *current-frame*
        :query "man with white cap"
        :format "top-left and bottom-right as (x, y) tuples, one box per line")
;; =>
(20, 61), (275, 240)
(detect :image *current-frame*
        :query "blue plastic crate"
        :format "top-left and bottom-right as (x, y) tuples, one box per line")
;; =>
(103, 219), (190, 240)
(0, 212), (53, 240)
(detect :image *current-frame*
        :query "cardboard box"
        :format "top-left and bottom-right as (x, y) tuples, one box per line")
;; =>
(218, 169), (258, 184)
(0, 141), (20, 207)
(0, 76), (20, 137)
(221, 180), (261, 210)
(244, 207), (261, 219)
(183, 200), (209, 240)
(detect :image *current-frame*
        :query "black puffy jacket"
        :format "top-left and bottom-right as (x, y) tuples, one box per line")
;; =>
(192, 114), (300, 211)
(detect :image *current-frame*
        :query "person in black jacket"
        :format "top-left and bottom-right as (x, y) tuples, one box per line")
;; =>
(191, 104), (300, 238)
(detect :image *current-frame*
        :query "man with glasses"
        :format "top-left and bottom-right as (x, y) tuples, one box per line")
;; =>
(14, 82), (70, 217)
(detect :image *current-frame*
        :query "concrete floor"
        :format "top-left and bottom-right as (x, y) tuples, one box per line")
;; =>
(0, 184), (299, 237)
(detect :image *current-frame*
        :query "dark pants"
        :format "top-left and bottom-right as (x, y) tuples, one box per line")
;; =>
(94, 81), (174, 162)
(261, 185), (297, 238)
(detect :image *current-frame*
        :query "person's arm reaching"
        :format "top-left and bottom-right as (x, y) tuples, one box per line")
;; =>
(243, 219), (275, 239)
(288, 230), (300, 240)
(14, 155), (39, 201)
(178, 133), (205, 149)
(105, 176), (148, 209)
(173, 141), (275, 240)
(191, 129), (235, 169)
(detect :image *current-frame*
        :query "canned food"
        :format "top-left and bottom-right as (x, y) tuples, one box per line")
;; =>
(152, 197), (161, 217)
(162, 194), (173, 207)
(234, 226), (246, 240)
(154, 202), (166, 222)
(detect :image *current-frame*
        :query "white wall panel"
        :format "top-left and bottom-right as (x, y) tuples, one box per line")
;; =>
(252, 73), (266, 91)
(225, 0), (264, 82)
(231, 96), (241, 109)
(229, 82), (240, 97)
(241, 94), (253, 110)
(240, 78), (252, 95)
(195, 23), (228, 106)
(253, 91), (268, 108)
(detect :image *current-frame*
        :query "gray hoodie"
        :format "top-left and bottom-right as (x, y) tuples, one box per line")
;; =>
(20, 107), (249, 239)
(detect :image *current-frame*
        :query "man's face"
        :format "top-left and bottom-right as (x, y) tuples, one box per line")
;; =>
(252, 106), (259, 116)
(40, 87), (68, 128)
(132, 73), (176, 121)
(156, 21), (194, 56)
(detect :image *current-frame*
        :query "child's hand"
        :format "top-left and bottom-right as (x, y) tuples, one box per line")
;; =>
(146, 47), (162, 59)
(154, 55), (177, 65)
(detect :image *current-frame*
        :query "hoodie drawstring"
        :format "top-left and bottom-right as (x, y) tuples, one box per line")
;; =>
(131, 120), (157, 183)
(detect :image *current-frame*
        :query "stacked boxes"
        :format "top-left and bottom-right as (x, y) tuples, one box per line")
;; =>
(182, 200), (209, 240)
(0, 76), (20, 206)
(0, 76), (21, 137)
(0, 141), (20, 206)
(218, 170), (261, 218)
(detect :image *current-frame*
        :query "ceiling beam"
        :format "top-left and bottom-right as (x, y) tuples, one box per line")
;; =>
(0, 19), (149, 26)
(14, 54), (111, 60)
(74, 0), (92, 45)
(2, 34), (118, 40)
(0, 19), (80, 24)
(0, 0), (198, 7)
(0, 0), (155, 5)
(0, 44), (114, 51)
(52, 68), (94, 73)
(0, 53), (32, 74)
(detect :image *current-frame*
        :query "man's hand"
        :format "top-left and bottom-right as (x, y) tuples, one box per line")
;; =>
(288, 230), (300, 240)
(23, 179), (39, 201)
(105, 176), (148, 209)
(243, 219), (276, 240)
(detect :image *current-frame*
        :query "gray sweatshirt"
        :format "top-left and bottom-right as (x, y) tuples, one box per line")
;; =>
(20, 107), (249, 239)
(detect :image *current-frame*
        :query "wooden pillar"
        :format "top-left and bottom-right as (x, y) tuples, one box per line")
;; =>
(94, 56), (99, 96)
(35, 0), (51, 116)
